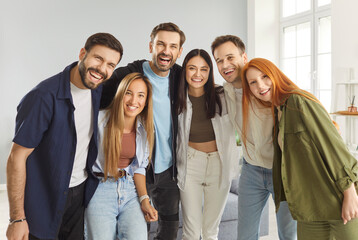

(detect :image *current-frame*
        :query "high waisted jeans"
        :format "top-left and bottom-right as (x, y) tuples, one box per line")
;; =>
(237, 159), (297, 240)
(84, 175), (147, 240)
(180, 147), (231, 240)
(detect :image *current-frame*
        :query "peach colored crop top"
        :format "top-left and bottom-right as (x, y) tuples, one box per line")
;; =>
(118, 131), (136, 169)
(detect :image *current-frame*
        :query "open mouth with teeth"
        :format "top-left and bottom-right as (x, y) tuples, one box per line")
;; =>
(223, 69), (235, 76)
(260, 88), (271, 96)
(126, 105), (138, 111)
(88, 69), (104, 83)
(158, 55), (172, 66)
(191, 78), (203, 83)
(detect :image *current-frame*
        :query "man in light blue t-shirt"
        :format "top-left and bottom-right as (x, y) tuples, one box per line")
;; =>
(100, 22), (185, 240)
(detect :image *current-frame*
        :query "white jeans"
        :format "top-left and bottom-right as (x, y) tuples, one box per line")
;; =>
(180, 146), (231, 240)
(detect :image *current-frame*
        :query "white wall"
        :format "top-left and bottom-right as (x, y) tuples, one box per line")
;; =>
(247, 0), (280, 64)
(331, 0), (358, 146)
(0, 0), (248, 184)
(332, 0), (358, 84)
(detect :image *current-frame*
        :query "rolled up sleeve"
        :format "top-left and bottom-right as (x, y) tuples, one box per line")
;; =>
(134, 167), (146, 176)
(335, 164), (358, 193)
(297, 95), (358, 194)
(129, 156), (148, 176)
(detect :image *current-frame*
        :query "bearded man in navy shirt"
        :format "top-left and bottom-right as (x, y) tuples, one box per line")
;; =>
(6, 33), (123, 240)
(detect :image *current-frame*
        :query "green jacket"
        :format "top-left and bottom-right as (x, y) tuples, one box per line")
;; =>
(273, 94), (358, 221)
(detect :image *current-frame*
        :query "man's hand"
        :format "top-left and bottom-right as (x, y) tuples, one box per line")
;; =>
(6, 221), (29, 240)
(6, 143), (34, 240)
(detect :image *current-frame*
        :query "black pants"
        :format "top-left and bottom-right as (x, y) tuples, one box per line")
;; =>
(146, 167), (180, 240)
(29, 181), (86, 240)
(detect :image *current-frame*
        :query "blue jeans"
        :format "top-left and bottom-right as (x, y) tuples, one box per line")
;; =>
(237, 160), (297, 240)
(84, 175), (147, 240)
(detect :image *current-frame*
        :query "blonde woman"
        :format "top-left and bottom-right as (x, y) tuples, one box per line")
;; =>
(85, 72), (157, 240)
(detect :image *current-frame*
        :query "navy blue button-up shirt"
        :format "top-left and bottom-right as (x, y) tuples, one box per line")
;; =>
(13, 62), (101, 239)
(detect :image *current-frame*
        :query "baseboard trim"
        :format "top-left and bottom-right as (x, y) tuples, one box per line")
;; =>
(0, 184), (6, 191)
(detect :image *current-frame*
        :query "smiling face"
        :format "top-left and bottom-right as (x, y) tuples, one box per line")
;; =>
(123, 78), (148, 120)
(78, 45), (120, 89)
(185, 56), (210, 96)
(213, 41), (247, 88)
(246, 67), (273, 103)
(149, 30), (183, 76)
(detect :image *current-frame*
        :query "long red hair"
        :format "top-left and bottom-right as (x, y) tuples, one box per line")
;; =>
(241, 58), (320, 148)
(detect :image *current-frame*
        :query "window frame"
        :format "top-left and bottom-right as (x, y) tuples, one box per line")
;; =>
(280, 0), (331, 108)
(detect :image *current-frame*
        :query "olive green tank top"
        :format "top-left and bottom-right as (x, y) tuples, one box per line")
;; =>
(188, 94), (216, 143)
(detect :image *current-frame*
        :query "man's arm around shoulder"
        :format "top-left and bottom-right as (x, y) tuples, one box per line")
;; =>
(6, 143), (34, 240)
(100, 60), (146, 109)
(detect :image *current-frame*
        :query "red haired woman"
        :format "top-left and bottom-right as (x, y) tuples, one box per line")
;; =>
(241, 58), (358, 240)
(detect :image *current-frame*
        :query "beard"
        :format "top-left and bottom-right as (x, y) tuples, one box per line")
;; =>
(151, 53), (175, 72)
(223, 65), (242, 84)
(78, 56), (107, 89)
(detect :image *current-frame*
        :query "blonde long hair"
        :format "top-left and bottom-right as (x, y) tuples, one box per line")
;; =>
(102, 72), (154, 180)
(241, 58), (321, 148)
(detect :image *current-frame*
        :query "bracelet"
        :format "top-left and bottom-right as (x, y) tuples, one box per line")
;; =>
(139, 194), (149, 204)
(9, 218), (26, 225)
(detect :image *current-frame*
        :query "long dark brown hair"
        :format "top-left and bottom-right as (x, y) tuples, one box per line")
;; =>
(176, 49), (223, 118)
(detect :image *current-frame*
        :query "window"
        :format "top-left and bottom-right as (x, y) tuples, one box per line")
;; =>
(282, 0), (310, 17)
(280, 0), (331, 110)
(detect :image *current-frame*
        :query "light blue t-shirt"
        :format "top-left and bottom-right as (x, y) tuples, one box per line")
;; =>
(143, 61), (173, 173)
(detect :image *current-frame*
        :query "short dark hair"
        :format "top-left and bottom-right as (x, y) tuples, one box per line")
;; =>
(150, 22), (186, 47)
(177, 49), (223, 118)
(84, 33), (124, 62)
(211, 35), (246, 56)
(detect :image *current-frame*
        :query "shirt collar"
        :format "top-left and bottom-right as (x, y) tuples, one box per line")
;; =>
(57, 61), (78, 100)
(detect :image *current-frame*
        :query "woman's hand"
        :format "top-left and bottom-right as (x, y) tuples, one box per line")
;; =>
(133, 173), (157, 222)
(342, 183), (358, 224)
(140, 199), (158, 222)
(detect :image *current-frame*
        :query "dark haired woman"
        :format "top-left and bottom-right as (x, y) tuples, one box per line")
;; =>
(176, 49), (239, 240)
